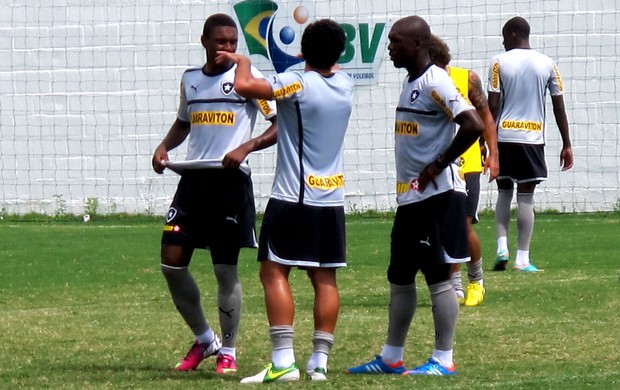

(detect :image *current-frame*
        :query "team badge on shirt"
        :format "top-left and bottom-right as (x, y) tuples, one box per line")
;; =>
(410, 89), (420, 104)
(221, 81), (234, 95)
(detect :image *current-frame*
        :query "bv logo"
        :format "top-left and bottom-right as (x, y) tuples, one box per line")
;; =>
(234, 0), (306, 73)
(234, 0), (387, 85)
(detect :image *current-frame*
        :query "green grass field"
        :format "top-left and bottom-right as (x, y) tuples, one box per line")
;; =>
(1, 213), (619, 389)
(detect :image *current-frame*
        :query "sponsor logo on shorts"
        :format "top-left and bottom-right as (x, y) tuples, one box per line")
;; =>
(272, 81), (303, 99)
(396, 178), (419, 193)
(191, 111), (235, 126)
(166, 207), (177, 223)
(501, 120), (542, 131)
(395, 120), (419, 136)
(306, 173), (344, 190)
(163, 224), (181, 232)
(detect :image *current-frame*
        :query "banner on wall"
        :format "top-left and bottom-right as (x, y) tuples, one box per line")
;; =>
(233, 0), (388, 85)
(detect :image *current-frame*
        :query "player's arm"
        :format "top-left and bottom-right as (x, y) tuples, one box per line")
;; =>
(551, 94), (574, 171)
(215, 52), (273, 99)
(446, 109), (486, 165)
(468, 70), (499, 181)
(418, 109), (485, 192)
(152, 118), (190, 174)
(222, 117), (278, 169)
(487, 57), (502, 122)
(487, 92), (501, 122)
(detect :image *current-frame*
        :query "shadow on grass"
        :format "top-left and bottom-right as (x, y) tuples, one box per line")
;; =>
(39, 363), (242, 383)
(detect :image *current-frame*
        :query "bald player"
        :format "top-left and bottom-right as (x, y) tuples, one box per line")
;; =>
(346, 15), (484, 376)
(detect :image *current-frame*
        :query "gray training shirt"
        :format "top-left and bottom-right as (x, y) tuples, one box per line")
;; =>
(267, 70), (354, 207)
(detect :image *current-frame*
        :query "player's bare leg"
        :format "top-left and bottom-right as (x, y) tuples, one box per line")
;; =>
(305, 268), (339, 380)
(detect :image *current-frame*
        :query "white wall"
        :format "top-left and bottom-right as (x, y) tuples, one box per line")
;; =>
(1, 0), (618, 215)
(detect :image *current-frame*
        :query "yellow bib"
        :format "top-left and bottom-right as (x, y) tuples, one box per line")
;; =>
(449, 66), (483, 174)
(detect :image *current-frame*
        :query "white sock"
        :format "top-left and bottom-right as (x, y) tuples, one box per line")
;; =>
(432, 349), (454, 366)
(381, 344), (404, 364)
(218, 346), (235, 359)
(497, 236), (508, 253)
(272, 348), (295, 368)
(195, 328), (215, 345)
(515, 250), (530, 267)
(307, 351), (328, 371)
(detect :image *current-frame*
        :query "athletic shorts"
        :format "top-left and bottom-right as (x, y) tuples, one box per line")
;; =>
(498, 142), (547, 183)
(161, 169), (257, 253)
(388, 190), (469, 286)
(257, 198), (346, 268)
(465, 172), (480, 224)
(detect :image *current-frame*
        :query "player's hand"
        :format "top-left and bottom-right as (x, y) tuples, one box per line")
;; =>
(152, 146), (168, 174)
(480, 143), (487, 165)
(484, 152), (499, 182)
(222, 145), (250, 169)
(560, 146), (574, 171)
(418, 161), (443, 192)
(215, 51), (242, 66)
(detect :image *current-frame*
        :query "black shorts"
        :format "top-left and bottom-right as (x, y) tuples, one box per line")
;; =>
(257, 199), (346, 268)
(161, 169), (257, 253)
(498, 142), (547, 183)
(465, 172), (480, 224)
(388, 191), (469, 286)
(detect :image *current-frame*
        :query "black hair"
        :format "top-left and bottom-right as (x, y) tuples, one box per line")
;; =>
(503, 16), (530, 39)
(203, 13), (237, 38)
(301, 19), (346, 70)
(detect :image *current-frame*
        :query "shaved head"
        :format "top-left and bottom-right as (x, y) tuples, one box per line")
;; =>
(393, 16), (431, 46)
(388, 15), (432, 73)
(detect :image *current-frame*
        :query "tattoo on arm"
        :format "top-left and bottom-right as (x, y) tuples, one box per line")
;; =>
(468, 71), (489, 111)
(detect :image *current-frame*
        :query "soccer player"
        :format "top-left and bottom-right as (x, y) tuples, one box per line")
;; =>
(346, 16), (484, 376)
(429, 34), (499, 307)
(151, 13), (277, 374)
(215, 19), (353, 383)
(488, 16), (574, 272)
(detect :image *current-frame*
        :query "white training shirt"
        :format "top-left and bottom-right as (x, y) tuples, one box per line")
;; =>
(267, 70), (354, 207)
(395, 64), (474, 206)
(488, 48), (564, 145)
(176, 65), (276, 175)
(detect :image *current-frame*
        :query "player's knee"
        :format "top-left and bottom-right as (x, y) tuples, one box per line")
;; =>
(160, 263), (187, 280)
(213, 264), (240, 290)
(423, 264), (452, 286)
(387, 265), (416, 285)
